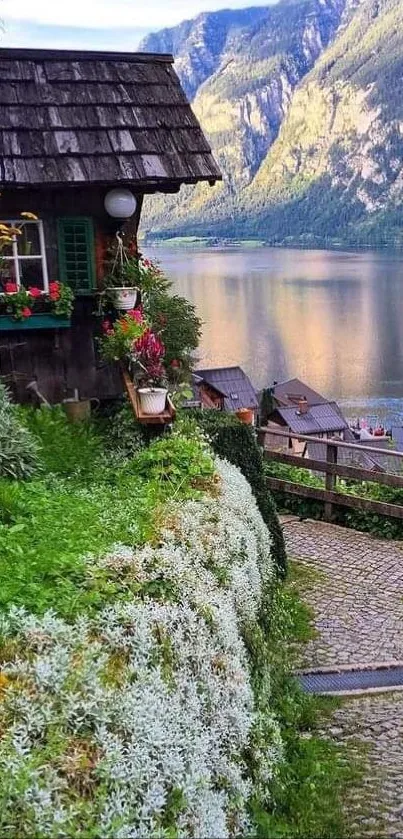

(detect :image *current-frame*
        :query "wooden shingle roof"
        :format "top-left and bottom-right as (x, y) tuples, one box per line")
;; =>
(0, 48), (221, 191)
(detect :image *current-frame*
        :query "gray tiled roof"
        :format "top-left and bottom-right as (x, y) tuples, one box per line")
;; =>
(0, 48), (221, 189)
(273, 377), (328, 407)
(195, 366), (258, 412)
(277, 402), (348, 435)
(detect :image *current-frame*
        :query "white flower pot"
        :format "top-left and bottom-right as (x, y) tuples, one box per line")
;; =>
(138, 387), (168, 415)
(111, 287), (138, 311)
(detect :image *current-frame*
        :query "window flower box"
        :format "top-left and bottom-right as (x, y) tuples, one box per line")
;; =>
(0, 314), (71, 331)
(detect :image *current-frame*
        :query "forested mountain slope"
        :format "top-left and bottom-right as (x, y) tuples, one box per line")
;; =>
(140, 0), (403, 247)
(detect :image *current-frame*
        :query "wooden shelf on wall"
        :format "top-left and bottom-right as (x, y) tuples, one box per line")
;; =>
(120, 364), (176, 425)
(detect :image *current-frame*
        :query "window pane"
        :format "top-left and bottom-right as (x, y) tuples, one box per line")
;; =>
(0, 259), (17, 284)
(19, 259), (44, 289)
(17, 222), (41, 256)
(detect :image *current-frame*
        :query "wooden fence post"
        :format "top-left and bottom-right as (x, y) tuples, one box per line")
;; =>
(324, 441), (337, 522)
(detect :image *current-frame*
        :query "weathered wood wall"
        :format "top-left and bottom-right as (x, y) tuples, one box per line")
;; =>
(0, 186), (143, 403)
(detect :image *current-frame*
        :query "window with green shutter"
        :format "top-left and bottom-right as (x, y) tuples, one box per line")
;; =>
(57, 217), (96, 294)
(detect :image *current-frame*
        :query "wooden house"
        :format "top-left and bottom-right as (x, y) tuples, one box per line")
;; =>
(184, 366), (259, 423)
(262, 377), (348, 453)
(0, 47), (221, 403)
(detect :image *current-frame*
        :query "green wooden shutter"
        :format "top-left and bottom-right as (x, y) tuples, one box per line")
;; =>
(57, 217), (96, 294)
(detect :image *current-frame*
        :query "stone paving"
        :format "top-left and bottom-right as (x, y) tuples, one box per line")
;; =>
(282, 516), (403, 838)
(282, 516), (403, 669)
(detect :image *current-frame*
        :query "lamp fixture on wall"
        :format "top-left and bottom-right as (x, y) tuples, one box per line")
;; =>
(104, 188), (137, 219)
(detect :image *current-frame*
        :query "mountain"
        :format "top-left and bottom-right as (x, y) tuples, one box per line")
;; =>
(139, 0), (403, 248)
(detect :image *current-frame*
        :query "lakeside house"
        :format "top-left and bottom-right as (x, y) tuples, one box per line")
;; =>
(0, 47), (221, 403)
(186, 366), (259, 420)
(262, 377), (349, 453)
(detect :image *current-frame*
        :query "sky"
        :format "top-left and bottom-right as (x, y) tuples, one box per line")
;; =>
(1, 0), (274, 51)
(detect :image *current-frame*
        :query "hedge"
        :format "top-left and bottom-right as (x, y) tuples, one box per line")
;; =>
(190, 410), (288, 578)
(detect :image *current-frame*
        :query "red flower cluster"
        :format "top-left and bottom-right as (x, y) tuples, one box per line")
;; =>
(21, 307), (32, 318)
(28, 286), (42, 298)
(102, 319), (113, 335)
(133, 328), (165, 381)
(49, 281), (60, 302)
(4, 282), (17, 294)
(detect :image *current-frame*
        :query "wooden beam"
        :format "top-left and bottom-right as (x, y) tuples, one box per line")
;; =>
(325, 441), (337, 522)
(259, 426), (403, 461)
(264, 450), (403, 489)
(266, 476), (403, 520)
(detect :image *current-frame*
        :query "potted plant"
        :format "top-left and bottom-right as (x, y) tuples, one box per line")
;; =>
(131, 328), (168, 415)
(0, 280), (74, 327)
(103, 233), (140, 311)
(99, 308), (146, 362)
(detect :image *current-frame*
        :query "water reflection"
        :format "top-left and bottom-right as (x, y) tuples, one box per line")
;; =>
(146, 246), (403, 407)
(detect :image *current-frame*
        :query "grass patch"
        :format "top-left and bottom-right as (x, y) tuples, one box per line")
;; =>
(0, 406), (214, 619)
(258, 572), (365, 838)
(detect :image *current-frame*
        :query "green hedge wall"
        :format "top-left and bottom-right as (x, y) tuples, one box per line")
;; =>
(190, 411), (288, 578)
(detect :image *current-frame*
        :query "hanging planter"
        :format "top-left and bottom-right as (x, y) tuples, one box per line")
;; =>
(110, 287), (139, 311)
(137, 387), (168, 415)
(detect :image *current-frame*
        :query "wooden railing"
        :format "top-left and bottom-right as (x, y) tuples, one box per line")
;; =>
(258, 427), (403, 522)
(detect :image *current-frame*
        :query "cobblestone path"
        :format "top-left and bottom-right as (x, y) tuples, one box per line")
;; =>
(282, 517), (403, 838)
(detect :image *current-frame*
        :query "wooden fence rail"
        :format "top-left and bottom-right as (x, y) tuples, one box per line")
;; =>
(258, 427), (403, 522)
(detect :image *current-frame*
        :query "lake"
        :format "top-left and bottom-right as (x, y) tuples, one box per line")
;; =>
(145, 245), (403, 423)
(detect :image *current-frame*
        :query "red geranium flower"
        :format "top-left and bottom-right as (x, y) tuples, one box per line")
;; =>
(48, 282), (60, 300)
(171, 359), (180, 369)
(21, 307), (32, 318)
(28, 286), (42, 298)
(4, 282), (17, 294)
(102, 320), (112, 334)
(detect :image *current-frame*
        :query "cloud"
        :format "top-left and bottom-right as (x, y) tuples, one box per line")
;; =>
(1, 21), (149, 51)
(2, 0), (272, 30)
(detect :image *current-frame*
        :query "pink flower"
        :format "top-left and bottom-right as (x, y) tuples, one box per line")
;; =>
(28, 286), (42, 298)
(127, 308), (143, 323)
(171, 359), (180, 369)
(102, 320), (112, 334)
(4, 282), (17, 294)
(21, 306), (32, 318)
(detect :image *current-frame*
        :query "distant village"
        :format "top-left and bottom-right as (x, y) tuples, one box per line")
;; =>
(188, 367), (403, 475)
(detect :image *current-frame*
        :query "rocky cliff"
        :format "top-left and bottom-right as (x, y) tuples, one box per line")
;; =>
(140, 0), (403, 247)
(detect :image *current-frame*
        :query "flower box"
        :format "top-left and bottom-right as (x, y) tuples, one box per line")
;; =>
(120, 365), (176, 425)
(0, 314), (71, 331)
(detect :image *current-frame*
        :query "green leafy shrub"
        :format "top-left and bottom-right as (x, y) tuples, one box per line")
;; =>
(132, 433), (215, 495)
(0, 383), (39, 479)
(20, 405), (106, 482)
(187, 410), (288, 577)
(98, 401), (146, 461)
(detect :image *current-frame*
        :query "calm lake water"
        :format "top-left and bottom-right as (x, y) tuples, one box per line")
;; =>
(146, 246), (403, 423)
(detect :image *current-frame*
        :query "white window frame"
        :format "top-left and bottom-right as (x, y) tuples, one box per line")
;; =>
(1, 219), (49, 293)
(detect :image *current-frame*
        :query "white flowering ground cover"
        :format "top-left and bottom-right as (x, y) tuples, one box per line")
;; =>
(0, 458), (282, 838)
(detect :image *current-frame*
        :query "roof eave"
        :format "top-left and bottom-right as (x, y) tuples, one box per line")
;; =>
(0, 176), (222, 192)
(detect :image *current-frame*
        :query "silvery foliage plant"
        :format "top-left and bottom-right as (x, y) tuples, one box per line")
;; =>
(0, 459), (282, 837)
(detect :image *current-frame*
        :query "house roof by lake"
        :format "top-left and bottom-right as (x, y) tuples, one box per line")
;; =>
(194, 366), (259, 412)
(276, 401), (348, 435)
(0, 48), (221, 190)
(273, 377), (328, 408)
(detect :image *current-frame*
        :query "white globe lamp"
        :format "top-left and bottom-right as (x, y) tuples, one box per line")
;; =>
(104, 188), (137, 219)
